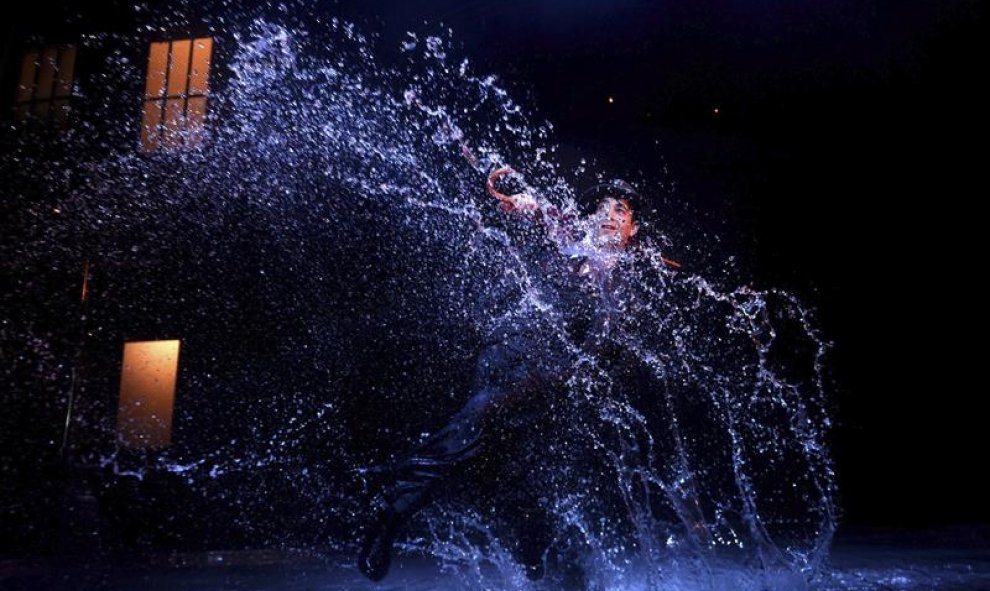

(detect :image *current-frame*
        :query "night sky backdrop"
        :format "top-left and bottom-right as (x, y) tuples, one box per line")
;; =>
(323, 0), (990, 530)
(330, 0), (989, 530)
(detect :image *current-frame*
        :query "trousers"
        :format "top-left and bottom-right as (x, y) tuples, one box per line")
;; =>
(381, 314), (573, 517)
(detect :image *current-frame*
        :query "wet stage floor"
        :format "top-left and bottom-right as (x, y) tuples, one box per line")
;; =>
(2, 531), (988, 590)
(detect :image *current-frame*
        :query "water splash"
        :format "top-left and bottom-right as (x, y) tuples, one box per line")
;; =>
(1, 19), (834, 589)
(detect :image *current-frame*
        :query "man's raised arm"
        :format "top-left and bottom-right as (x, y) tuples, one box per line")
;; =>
(486, 167), (540, 214)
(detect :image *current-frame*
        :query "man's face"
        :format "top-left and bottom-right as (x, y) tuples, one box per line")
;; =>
(595, 197), (638, 248)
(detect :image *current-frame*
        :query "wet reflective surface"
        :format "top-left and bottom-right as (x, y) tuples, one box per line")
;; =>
(3, 530), (989, 590)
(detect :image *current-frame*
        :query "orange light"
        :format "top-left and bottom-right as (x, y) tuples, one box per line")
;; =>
(15, 45), (77, 124)
(116, 340), (181, 448)
(80, 259), (89, 303)
(141, 38), (213, 152)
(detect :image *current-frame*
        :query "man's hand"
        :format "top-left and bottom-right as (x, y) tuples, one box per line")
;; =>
(487, 167), (539, 214)
(502, 193), (539, 213)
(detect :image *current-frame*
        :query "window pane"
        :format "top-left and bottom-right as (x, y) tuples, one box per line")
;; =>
(34, 47), (57, 101)
(186, 96), (208, 147)
(188, 37), (212, 96)
(144, 41), (169, 99)
(166, 39), (191, 97)
(141, 100), (163, 153)
(116, 340), (180, 449)
(17, 51), (38, 103)
(162, 97), (186, 149)
(140, 38), (213, 151)
(55, 46), (76, 98)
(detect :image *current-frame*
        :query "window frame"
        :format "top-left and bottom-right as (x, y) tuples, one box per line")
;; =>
(140, 36), (214, 153)
(13, 43), (77, 127)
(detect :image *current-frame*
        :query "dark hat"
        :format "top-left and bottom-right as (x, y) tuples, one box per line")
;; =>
(580, 179), (641, 204)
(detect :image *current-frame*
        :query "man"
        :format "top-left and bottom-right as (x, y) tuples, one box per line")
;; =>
(357, 167), (654, 582)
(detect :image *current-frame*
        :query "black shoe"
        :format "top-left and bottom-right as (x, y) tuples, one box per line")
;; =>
(357, 507), (401, 581)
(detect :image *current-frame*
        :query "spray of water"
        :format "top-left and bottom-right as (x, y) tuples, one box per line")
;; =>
(1, 20), (835, 589)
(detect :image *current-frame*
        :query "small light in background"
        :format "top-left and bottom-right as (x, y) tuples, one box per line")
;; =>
(608, 96), (615, 104)
(713, 107), (720, 115)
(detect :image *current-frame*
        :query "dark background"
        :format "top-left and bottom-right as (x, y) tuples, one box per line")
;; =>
(325, 0), (990, 529)
(3, 0), (987, 533)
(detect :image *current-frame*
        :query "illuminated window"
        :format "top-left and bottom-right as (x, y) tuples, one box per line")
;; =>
(141, 38), (213, 152)
(14, 45), (76, 126)
(116, 340), (181, 449)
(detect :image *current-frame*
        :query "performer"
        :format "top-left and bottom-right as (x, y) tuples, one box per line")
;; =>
(357, 165), (671, 581)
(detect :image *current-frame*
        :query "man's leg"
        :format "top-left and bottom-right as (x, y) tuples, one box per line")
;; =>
(357, 326), (536, 581)
(357, 386), (500, 581)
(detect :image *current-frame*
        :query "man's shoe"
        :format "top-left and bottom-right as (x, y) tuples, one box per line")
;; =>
(357, 507), (401, 581)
